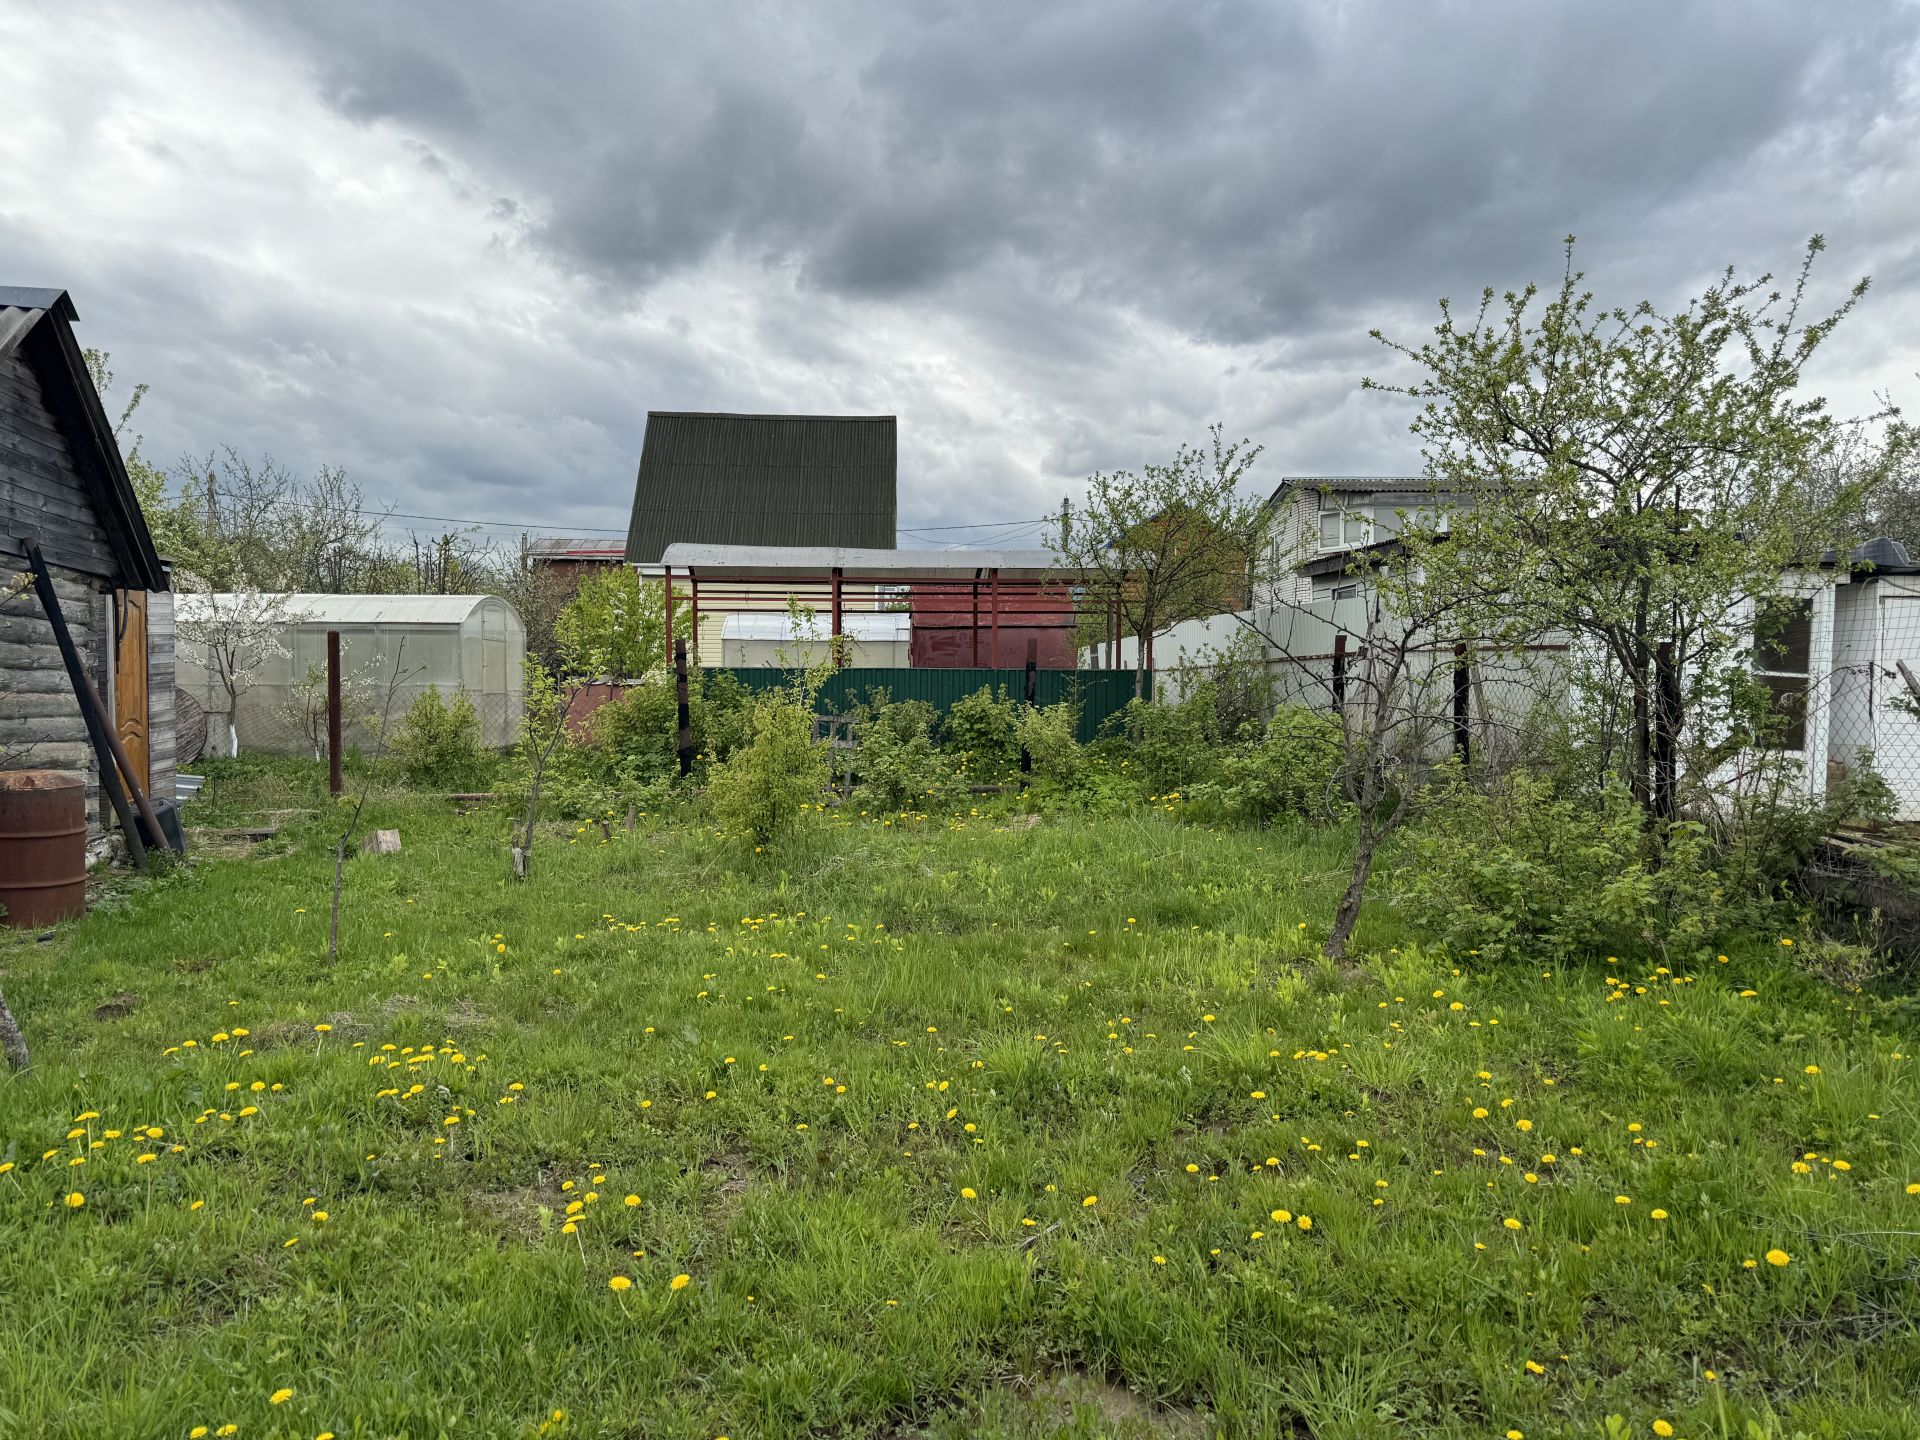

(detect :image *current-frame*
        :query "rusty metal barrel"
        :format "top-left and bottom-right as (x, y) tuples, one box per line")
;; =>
(0, 770), (88, 928)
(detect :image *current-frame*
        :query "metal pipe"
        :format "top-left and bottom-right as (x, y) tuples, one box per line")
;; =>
(326, 629), (343, 796)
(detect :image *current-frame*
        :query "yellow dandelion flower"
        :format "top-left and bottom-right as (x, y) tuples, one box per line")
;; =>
(670, 1273), (691, 1291)
(63, 1191), (84, 1209)
(269, 1387), (295, 1404)
(608, 1275), (632, 1292)
(1503, 1217), (1522, 1231)
(1765, 1248), (1791, 1266)
(1653, 1422), (1674, 1438)
(960, 1187), (977, 1200)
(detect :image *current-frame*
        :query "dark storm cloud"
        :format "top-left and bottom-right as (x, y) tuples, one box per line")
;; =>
(262, 0), (1918, 340)
(7, 0), (1919, 539)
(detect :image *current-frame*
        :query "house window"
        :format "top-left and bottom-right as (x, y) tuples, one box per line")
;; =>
(1330, 583), (1362, 600)
(1318, 495), (1371, 551)
(1752, 597), (1813, 750)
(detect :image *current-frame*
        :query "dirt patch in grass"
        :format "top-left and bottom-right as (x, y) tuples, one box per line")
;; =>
(93, 992), (138, 1021)
(465, 1182), (551, 1245)
(1017, 1369), (1211, 1439)
(700, 1150), (753, 1218)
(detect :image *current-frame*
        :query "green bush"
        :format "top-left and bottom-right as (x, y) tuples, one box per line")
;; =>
(388, 688), (494, 789)
(1110, 691), (1223, 794)
(588, 681), (684, 786)
(941, 686), (1021, 781)
(699, 671), (755, 764)
(853, 692), (957, 811)
(852, 688), (938, 746)
(707, 688), (829, 846)
(1168, 629), (1274, 741)
(1186, 704), (1342, 825)
(1398, 770), (1730, 963)
(1015, 702), (1083, 790)
(855, 725), (959, 812)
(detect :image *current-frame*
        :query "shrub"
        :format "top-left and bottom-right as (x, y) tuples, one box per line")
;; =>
(699, 671), (754, 764)
(588, 680), (684, 786)
(1111, 692), (1221, 794)
(1169, 629), (1274, 741)
(853, 688), (938, 746)
(853, 692), (957, 811)
(1186, 704), (1343, 825)
(389, 688), (493, 789)
(553, 567), (686, 681)
(707, 688), (829, 846)
(1016, 702), (1083, 789)
(1398, 770), (1730, 963)
(856, 724), (960, 812)
(942, 686), (1021, 781)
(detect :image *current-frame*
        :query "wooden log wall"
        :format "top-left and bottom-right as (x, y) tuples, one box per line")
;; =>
(0, 564), (112, 830)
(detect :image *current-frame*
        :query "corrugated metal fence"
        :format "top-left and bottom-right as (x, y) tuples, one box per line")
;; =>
(716, 667), (1147, 743)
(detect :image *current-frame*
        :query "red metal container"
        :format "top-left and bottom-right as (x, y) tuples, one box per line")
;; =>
(0, 770), (88, 928)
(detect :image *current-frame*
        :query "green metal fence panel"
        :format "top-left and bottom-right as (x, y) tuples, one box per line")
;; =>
(711, 667), (1147, 743)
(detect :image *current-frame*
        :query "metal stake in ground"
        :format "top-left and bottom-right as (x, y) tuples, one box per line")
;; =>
(326, 629), (343, 797)
(1020, 638), (1037, 782)
(675, 638), (693, 777)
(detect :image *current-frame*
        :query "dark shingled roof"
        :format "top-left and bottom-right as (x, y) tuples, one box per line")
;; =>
(624, 411), (897, 564)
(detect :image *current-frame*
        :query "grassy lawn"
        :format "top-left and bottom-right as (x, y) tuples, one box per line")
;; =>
(2, 761), (1918, 1439)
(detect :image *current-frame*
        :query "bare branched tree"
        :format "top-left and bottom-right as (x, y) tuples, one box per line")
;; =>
(1052, 427), (1268, 698)
(329, 642), (416, 966)
(176, 584), (306, 757)
(1239, 552), (1520, 959)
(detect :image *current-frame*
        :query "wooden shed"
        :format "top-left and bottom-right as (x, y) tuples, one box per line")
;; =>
(1, 286), (175, 837)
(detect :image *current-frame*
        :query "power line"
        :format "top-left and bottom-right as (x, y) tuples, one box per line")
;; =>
(352, 506), (626, 533)
(351, 504), (1056, 540)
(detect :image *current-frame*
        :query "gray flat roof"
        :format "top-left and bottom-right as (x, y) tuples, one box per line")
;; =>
(659, 542), (1071, 581)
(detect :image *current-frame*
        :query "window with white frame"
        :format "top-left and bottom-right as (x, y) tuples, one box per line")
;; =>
(1317, 494), (1371, 551)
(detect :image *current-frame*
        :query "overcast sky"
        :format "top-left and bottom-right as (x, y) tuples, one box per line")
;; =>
(5, 1), (1918, 550)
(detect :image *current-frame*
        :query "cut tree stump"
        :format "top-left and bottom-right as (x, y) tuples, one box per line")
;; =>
(363, 829), (402, 855)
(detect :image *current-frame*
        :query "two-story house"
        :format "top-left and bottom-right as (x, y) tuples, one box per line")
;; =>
(1258, 475), (1458, 605)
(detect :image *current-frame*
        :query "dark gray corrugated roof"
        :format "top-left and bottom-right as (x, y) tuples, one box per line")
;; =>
(1264, 475), (1430, 507)
(624, 411), (897, 563)
(0, 286), (76, 320)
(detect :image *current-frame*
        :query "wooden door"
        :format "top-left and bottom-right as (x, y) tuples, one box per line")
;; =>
(113, 589), (150, 790)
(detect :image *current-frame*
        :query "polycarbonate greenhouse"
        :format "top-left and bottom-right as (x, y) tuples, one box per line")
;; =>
(174, 593), (525, 757)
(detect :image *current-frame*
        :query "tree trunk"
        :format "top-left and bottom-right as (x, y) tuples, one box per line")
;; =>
(328, 838), (345, 964)
(1324, 824), (1379, 961)
(0, 981), (29, 1071)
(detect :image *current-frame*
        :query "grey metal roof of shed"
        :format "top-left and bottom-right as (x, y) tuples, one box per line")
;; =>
(660, 543), (1068, 581)
(624, 411), (897, 564)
